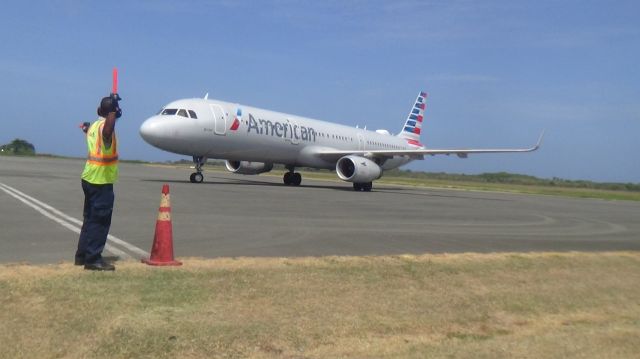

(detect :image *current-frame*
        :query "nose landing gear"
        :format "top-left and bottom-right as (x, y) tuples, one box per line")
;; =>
(190, 156), (205, 183)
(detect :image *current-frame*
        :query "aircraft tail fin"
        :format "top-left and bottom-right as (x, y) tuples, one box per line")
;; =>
(398, 91), (427, 147)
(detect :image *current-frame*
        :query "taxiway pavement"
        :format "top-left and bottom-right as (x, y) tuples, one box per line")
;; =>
(1, 156), (639, 264)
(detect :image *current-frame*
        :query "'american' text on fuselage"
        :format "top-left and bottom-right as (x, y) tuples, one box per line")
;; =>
(247, 114), (317, 142)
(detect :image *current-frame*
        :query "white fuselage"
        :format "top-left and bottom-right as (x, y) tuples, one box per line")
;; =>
(140, 98), (413, 170)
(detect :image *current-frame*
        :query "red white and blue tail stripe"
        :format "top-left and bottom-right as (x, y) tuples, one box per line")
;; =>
(398, 91), (427, 148)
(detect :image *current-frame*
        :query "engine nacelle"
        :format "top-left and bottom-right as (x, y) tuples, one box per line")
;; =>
(336, 155), (382, 183)
(225, 160), (273, 175)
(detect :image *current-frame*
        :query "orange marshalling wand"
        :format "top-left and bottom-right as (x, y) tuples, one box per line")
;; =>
(112, 67), (118, 94)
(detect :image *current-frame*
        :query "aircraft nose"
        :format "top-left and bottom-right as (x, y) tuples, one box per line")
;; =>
(139, 116), (165, 146)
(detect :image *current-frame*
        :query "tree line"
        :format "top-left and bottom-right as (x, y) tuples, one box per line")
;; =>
(0, 139), (36, 156)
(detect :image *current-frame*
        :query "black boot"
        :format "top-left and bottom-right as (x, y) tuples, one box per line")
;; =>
(84, 261), (115, 271)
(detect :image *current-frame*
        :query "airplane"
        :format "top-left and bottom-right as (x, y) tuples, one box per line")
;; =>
(139, 91), (542, 191)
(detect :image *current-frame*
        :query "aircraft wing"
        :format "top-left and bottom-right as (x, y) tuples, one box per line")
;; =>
(317, 131), (544, 160)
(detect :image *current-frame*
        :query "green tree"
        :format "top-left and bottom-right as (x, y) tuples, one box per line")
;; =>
(0, 138), (36, 156)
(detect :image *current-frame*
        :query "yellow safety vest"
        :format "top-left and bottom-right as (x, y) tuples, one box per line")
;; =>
(81, 118), (119, 184)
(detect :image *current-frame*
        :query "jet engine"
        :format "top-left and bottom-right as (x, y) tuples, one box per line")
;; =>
(225, 160), (274, 175)
(336, 155), (382, 183)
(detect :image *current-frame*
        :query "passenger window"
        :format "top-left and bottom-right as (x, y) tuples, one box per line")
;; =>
(177, 109), (188, 117)
(188, 110), (197, 119)
(161, 109), (178, 115)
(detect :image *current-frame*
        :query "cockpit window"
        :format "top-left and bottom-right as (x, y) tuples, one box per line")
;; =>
(161, 109), (178, 115)
(160, 108), (196, 118)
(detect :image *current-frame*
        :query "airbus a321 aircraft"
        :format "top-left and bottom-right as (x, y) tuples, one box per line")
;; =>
(140, 91), (542, 191)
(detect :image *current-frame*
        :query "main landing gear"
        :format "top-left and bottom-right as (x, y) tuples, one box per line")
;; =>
(283, 165), (302, 186)
(353, 182), (373, 192)
(189, 156), (205, 183)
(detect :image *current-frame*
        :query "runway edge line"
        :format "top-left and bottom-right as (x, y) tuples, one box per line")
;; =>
(0, 181), (149, 260)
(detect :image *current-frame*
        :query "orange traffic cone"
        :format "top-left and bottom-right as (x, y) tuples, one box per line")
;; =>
(142, 184), (182, 266)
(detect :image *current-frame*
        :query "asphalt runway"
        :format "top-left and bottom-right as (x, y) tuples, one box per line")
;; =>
(1, 156), (639, 264)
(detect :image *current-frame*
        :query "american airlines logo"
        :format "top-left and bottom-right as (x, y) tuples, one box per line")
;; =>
(403, 91), (426, 135)
(229, 108), (241, 131)
(230, 107), (317, 142)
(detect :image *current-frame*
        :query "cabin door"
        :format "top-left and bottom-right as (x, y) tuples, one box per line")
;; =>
(209, 104), (226, 135)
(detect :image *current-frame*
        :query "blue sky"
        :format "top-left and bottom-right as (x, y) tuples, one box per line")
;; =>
(1, 0), (638, 182)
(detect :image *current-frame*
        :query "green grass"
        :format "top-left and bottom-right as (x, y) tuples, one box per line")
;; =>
(289, 169), (640, 201)
(1, 252), (640, 358)
(378, 176), (640, 201)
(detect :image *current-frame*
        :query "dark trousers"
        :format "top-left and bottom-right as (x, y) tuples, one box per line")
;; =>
(76, 180), (114, 264)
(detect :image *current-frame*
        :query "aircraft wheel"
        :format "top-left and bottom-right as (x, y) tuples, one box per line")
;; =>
(191, 172), (203, 183)
(292, 173), (302, 186)
(353, 183), (363, 191)
(363, 182), (373, 192)
(283, 172), (292, 185)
